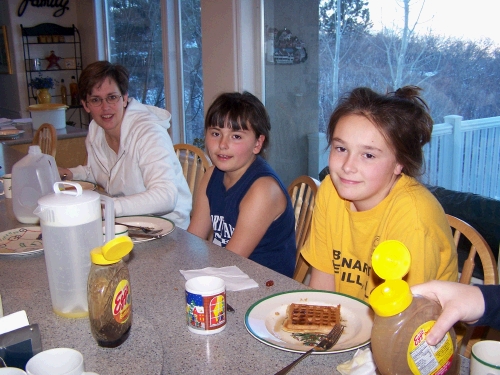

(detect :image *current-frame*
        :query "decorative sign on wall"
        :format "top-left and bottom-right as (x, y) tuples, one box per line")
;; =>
(18, 0), (70, 18)
(266, 27), (307, 65)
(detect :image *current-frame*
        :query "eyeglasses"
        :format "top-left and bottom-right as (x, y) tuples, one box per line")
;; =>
(86, 94), (122, 107)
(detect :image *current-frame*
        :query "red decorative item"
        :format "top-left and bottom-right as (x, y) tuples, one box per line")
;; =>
(45, 50), (62, 70)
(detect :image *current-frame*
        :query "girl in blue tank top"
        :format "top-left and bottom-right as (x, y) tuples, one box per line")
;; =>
(187, 92), (296, 277)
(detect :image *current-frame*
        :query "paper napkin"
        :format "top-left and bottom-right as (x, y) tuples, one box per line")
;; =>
(0, 310), (30, 335)
(337, 348), (377, 375)
(180, 266), (259, 291)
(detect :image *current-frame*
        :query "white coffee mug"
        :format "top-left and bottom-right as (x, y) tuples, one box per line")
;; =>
(102, 224), (129, 242)
(0, 174), (12, 199)
(0, 368), (27, 375)
(471, 340), (500, 375)
(25, 348), (98, 375)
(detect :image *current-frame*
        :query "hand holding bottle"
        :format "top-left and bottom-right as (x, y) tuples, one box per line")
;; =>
(410, 280), (485, 345)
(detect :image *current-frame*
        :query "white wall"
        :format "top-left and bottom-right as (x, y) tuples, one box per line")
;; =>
(0, 0), (97, 119)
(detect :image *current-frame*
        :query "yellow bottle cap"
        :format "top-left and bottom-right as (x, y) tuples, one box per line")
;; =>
(90, 237), (133, 265)
(102, 236), (133, 260)
(369, 240), (413, 317)
(371, 240), (411, 280)
(90, 247), (120, 265)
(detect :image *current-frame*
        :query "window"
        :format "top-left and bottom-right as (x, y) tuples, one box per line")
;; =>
(103, 0), (204, 144)
(263, 0), (499, 198)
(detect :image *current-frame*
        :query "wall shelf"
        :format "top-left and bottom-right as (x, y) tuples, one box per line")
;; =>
(21, 23), (86, 127)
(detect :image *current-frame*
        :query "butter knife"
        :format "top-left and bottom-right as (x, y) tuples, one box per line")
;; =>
(129, 232), (163, 239)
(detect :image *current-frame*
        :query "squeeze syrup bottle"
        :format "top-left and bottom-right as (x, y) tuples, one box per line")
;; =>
(369, 240), (460, 375)
(60, 78), (67, 105)
(87, 236), (134, 348)
(69, 76), (78, 106)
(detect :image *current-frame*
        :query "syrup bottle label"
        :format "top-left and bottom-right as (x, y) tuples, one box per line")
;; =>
(407, 320), (454, 375)
(112, 279), (132, 324)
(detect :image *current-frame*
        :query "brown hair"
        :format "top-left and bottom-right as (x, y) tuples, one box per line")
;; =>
(326, 86), (433, 177)
(204, 91), (271, 154)
(78, 61), (129, 101)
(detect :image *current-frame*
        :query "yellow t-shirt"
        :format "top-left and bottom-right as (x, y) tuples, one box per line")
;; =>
(301, 174), (458, 302)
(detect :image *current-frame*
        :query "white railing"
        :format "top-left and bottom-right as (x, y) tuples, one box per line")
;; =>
(422, 115), (500, 200)
(308, 115), (500, 200)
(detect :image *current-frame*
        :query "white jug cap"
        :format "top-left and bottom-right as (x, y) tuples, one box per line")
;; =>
(35, 182), (101, 227)
(28, 145), (42, 155)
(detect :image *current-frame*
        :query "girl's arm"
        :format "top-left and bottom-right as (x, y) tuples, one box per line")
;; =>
(225, 176), (287, 258)
(187, 166), (215, 240)
(309, 267), (336, 291)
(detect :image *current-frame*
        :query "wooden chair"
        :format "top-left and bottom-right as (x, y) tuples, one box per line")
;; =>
(32, 123), (57, 158)
(173, 143), (212, 204)
(446, 214), (499, 358)
(287, 175), (320, 283)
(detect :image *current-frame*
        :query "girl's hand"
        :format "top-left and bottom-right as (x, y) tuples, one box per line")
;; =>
(410, 281), (485, 345)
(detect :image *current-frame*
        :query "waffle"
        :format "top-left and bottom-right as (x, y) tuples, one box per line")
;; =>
(282, 303), (341, 334)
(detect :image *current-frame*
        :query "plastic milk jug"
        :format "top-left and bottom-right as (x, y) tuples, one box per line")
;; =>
(34, 182), (115, 318)
(11, 145), (60, 224)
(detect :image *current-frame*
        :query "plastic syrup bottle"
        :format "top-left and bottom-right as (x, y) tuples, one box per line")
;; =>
(11, 145), (60, 224)
(69, 76), (78, 106)
(60, 78), (67, 105)
(88, 236), (133, 348)
(369, 240), (459, 375)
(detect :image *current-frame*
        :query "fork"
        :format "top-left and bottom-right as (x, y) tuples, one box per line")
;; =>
(274, 324), (345, 375)
(115, 222), (156, 233)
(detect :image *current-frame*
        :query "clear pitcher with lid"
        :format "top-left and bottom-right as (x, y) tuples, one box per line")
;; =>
(34, 182), (115, 318)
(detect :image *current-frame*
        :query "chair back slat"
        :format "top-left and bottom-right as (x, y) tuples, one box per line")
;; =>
(287, 175), (320, 283)
(173, 144), (212, 208)
(446, 214), (499, 358)
(32, 123), (57, 158)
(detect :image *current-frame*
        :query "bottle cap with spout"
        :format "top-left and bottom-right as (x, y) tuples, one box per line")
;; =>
(90, 236), (133, 265)
(369, 240), (412, 317)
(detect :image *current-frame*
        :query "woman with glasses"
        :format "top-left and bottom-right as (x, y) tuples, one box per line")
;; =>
(58, 61), (192, 229)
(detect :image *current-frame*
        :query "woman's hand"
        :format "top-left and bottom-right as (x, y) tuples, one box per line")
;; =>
(58, 167), (73, 181)
(410, 280), (485, 345)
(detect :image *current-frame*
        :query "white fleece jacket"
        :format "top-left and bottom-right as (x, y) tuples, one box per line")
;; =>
(70, 98), (192, 229)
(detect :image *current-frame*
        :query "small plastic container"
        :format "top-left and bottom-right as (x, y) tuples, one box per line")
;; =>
(87, 237), (134, 348)
(11, 145), (60, 224)
(28, 103), (68, 130)
(369, 240), (459, 375)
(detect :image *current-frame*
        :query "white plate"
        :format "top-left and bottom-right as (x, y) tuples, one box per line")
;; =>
(244, 290), (374, 354)
(0, 227), (43, 256)
(0, 129), (24, 139)
(62, 180), (97, 191)
(115, 215), (175, 243)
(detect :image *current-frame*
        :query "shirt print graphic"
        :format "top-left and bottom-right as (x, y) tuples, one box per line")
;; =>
(332, 249), (372, 298)
(211, 214), (234, 247)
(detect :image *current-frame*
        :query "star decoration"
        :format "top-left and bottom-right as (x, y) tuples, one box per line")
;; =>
(45, 51), (62, 70)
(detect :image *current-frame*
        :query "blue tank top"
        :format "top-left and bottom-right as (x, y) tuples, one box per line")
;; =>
(206, 156), (296, 277)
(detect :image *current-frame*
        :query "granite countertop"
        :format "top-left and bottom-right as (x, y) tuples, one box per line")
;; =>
(0, 196), (362, 374)
(1, 122), (87, 146)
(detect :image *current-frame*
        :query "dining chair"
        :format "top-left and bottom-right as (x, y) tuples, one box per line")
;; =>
(173, 143), (212, 204)
(446, 214), (499, 358)
(287, 175), (320, 284)
(32, 123), (57, 158)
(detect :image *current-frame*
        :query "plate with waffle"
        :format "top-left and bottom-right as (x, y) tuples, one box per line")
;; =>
(244, 290), (373, 353)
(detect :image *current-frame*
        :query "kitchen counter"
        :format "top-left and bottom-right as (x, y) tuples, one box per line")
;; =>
(1, 122), (87, 168)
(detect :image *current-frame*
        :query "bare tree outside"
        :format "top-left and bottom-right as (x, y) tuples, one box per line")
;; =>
(318, 0), (500, 132)
(105, 0), (205, 144)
